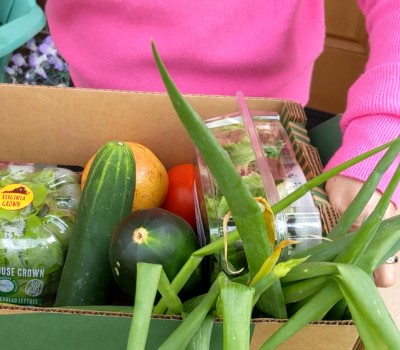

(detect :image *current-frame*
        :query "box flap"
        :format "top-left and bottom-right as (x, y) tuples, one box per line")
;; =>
(0, 304), (361, 350)
(0, 84), (288, 169)
(250, 318), (359, 350)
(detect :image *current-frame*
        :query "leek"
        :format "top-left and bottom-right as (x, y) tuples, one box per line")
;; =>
(126, 263), (162, 350)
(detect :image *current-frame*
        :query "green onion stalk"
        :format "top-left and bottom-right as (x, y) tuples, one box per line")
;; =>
(126, 263), (162, 350)
(152, 42), (286, 319)
(219, 278), (255, 350)
(186, 315), (214, 350)
(261, 167), (400, 348)
(149, 41), (400, 349)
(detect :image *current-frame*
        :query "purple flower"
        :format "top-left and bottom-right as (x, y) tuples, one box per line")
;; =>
(11, 53), (27, 67)
(5, 33), (70, 86)
(25, 71), (33, 81)
(4, 66), (16, 75)
(53, 56), (66, 71)
(29, 52), (48, 68)
(33, 66), (48, 80)
(39, 41), (57, 57)
(26, 39), (38, 52)
(43, 36), (54, 46)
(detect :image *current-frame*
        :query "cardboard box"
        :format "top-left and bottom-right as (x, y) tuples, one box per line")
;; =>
(0, 84), (361, 349)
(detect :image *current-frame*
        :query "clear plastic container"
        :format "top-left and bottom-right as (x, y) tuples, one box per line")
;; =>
(0, 162), (81, 306)
(195, 95), (322, 275)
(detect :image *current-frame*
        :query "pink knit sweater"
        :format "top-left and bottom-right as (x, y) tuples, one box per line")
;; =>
(46, 0), (400, 207)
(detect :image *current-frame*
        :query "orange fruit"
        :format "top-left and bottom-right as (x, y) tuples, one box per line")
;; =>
(81, 142), (169, 210)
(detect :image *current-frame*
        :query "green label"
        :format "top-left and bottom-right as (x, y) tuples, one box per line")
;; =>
(0, 295), (42, 306)
(25, 279), (44, 297)
(0, 276), (18, 295)
(0, 268), (45, 306)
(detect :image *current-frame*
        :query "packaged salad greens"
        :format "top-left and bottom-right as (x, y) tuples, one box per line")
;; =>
(0, 162), (81, 306)
(196, 98), (323, 277)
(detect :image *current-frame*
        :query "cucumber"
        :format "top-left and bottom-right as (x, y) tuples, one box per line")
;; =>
(55, 141), (136, 306)
(109, 207), (203, 301)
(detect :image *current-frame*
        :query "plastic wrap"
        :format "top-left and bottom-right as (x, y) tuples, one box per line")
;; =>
(0, 162), (81, 306)
(196, 94), (322, 275)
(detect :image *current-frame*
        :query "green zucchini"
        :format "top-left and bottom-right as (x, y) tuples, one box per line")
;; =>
(55, 141), (136, 306)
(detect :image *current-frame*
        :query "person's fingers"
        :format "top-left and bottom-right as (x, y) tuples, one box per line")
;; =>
(326, 174), (399, 288)
(373, 257), (398, 288)
(325, 175), (397, 231)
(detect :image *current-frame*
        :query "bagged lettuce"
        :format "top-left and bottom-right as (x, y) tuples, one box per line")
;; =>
(0, 163), (81, 306)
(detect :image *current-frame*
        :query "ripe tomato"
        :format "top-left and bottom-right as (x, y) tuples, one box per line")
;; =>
(162, 164), (197, 229)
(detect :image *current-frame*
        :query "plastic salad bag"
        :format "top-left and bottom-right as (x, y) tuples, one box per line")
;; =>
(0, 162), (81, 306)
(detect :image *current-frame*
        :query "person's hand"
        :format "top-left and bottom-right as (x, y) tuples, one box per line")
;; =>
(325, 175), (399, 231)
(325, 174), (399, 288)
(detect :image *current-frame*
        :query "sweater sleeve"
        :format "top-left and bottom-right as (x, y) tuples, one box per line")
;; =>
(324, 0), (400, 208)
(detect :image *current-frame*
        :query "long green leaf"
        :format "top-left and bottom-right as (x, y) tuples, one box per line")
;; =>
(194, 230), (241, 257)
(186, 315), (214, 350)
(153, 254), (203, 315)
(220, 279), (254, 350)
(293, 215), (400, 266)
(333, 264), (400, 349)
(358, 215), (400, 271)
(152, 41), (286, 318)
(328, 138), (400, 240)
(281, 262), (338, 283)
(255, 258), (309, 305)
(284, 215), (400, 311)
(263, 260), (400, 349)
(151, 40), (400, 349)
(271, 137), (400, 215)
(261, 281), (343, 349)
(334, 164), (400, 264)
(158, 273), (222, 350)
(292, 232), (354, 261)
(282, 276), (327, 304)
(281, 262), (337, 304)
(250, 240), (297, 287)
(154, 230), (240, 315)
(158, 268), (183, 315)
(126, 263), (162, 350)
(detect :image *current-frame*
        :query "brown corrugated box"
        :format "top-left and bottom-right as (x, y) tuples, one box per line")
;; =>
(0, 83), (361, 349)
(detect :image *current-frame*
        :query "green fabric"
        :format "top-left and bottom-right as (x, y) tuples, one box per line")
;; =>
(308, 115), (343, 166)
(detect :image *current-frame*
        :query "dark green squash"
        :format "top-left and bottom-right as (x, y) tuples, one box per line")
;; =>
(55, 141), (136, 306)
(109, 207), (203, 300)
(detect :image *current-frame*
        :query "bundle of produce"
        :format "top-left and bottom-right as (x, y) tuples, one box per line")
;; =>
(122, 43), (400, 350)
(0, 163), (81, 306)
(55, 140), (170, 306)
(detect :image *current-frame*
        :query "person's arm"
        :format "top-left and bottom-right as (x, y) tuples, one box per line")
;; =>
(324, 0), (400, 286)
(325, 0), (400, 213)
